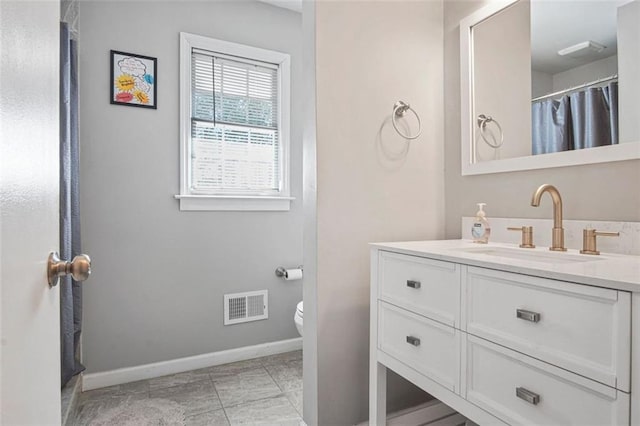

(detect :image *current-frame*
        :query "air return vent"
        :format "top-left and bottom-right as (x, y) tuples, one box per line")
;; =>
(224, 290), (268, 325)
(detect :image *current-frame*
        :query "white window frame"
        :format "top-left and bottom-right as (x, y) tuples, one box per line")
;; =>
(176, 32), (293, 211)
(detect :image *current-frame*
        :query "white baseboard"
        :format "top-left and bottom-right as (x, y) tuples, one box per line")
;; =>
(82, 337), (302, 391)
(356, 400), (463, 426)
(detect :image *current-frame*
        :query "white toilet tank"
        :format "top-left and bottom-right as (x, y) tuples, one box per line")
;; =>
(294, 301), (303, 336)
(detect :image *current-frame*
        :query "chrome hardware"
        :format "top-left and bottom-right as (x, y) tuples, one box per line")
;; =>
(406, 336), (421, 347)
(516, 387), (540, 405)
(47, 252), (91, 287)
(392, 100), (422, 140)
(580, 229), (619, 255)
(477, 114), (504, 148)
(531, 184), (566, 251)
(532, 74), (618, 103)
(275, 266), (303, 278)
(406, 280), (421, 289)
(507, 226), (535, 248)
(516, 309), (541, 323)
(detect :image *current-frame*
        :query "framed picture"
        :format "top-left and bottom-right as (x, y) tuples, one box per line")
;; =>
(110, 50), (157, 109)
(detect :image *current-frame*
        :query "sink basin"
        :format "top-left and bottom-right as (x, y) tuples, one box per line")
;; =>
(454, 246), (603, 264)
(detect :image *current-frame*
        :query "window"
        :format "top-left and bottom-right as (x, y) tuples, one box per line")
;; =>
(178, 33), (292, 211)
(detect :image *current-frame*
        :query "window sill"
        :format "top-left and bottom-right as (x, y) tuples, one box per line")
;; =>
(174, 194), (294, 211)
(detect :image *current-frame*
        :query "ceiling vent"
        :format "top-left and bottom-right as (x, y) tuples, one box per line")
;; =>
(558, 41), (606, 58)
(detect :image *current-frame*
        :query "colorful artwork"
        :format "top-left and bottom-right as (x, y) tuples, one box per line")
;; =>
(110, 50), (157, 109)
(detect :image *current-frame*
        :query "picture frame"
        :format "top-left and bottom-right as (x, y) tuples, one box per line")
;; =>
(110, 50), (157, 109)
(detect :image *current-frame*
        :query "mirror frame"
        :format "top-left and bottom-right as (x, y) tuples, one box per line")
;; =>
(460, 0), (640, 176)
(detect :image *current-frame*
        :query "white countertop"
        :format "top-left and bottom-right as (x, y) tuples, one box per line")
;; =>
(371, 239), (640, 292)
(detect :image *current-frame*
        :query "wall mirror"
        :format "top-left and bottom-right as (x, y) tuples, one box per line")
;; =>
(460, 0), (640, 175)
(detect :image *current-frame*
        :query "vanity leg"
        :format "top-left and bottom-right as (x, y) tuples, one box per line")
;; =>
(369, 360), (387, 426)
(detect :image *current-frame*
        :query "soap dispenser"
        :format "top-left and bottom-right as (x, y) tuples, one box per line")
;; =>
(471, 203), (491, 243)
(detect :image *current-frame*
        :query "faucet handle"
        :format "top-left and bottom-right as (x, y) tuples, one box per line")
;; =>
(580, 229), (619, 255)
(507, 226), (535, 248)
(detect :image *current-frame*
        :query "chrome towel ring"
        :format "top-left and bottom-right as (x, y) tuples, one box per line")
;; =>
(477, 114), (504, 148)
(392, 101), (422, 140)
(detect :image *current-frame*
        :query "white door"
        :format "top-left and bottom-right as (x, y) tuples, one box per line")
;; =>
(1, 1), (63, 425)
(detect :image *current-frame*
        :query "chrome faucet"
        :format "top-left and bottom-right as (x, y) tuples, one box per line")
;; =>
(531, 184), (566, 251)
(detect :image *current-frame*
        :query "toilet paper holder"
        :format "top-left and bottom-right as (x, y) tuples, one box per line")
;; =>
(275, 265), (304, 279)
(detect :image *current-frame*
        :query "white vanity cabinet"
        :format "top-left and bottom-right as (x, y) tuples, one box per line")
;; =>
(370, 242), (638, 426)
(464, 267), (630, 391)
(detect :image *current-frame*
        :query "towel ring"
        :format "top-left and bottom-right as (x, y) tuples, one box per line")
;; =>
(477, 114), (504, 148)
(392, 101), (422, 140)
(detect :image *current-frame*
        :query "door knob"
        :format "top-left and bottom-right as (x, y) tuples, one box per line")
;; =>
(47, 252), (91, 287)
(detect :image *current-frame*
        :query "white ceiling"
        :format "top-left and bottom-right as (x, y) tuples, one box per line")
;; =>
(531, 0), (628, 74)
(256, 0), (302, 13)
(260, 0), (626, 75)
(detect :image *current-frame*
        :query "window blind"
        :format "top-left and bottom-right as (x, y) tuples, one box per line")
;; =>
(190, 49), (280, 194)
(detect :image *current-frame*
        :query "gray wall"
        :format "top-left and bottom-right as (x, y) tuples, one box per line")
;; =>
(315, 1), (445, 423)
(552, 55), (618, 92)
(79, 1), (303, 373)
(444, 0), (640, 240)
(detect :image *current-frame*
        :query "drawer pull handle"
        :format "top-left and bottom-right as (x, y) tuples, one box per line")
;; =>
(406, 336), (421, 347)
(406, 280), (421, 289)
(516, 387), (540, 405)
(516, 309), (540, 323)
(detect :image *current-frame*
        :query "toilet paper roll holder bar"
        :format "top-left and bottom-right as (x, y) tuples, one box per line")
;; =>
(275, 266), (304, 278)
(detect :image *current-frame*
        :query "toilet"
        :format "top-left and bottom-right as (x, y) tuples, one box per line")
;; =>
(294, 301), (303, 336)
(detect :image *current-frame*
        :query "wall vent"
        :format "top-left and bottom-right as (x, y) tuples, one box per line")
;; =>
(224, 290), (268, 325)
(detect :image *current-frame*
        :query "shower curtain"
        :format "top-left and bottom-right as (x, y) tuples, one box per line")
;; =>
(569, 82), (618, 150)
(531, 96), (572, 155)
(60, 22), (85, 387)
(532, 82), (618, 155)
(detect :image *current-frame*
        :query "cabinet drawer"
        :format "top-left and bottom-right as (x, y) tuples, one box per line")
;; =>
(379, 251), (460, 327)
(378, 301), (460, 393)
(464, 335), (630, 426)
(464, 266), (631, 391)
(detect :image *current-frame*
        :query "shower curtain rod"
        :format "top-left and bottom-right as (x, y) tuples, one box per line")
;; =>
(531, 74), (618, 103)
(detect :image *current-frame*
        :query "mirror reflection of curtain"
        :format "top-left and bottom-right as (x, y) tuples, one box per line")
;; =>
(532, 82), (618, 155)
(570, 82), (618, 150)
(531, 97), (572, 155)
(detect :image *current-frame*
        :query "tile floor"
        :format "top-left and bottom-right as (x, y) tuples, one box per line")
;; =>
(70, 350), (304, 426)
